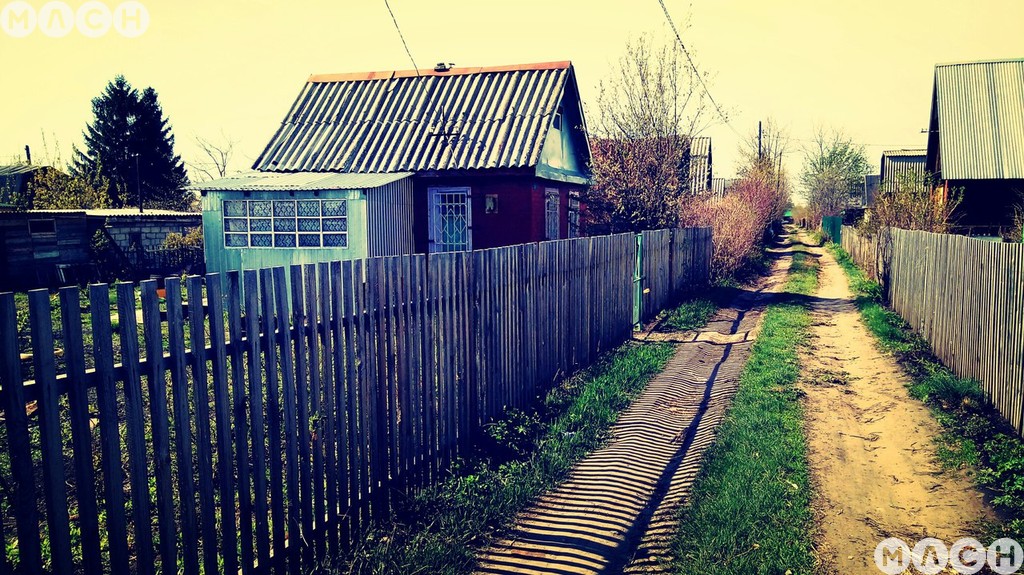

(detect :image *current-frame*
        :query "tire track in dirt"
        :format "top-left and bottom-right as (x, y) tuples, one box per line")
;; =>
(473, 238), (796, 575)
(799, 236), (994, 574)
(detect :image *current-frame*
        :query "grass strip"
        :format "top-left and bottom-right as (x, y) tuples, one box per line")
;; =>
(672, 249), (818, 575)
(336, 297), (719, 574)
(828, 242), (1024, 537)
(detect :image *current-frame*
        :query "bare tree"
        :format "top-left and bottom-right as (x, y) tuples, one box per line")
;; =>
(800, 128), (869, 221)
(189, 132), (237, 182)
(584, 33), (709, 233)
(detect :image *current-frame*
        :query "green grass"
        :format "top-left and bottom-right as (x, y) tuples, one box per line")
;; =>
(827, 242), (1024, 538)
(662, 298), (717, 332)
(337, 335), (695, 573)
(672, 249), (818, 575)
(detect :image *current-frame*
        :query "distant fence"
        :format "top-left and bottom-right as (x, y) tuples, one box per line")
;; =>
(821, 216), (843, 244)
(0, 227), (711, 575)
(841, 225), (1024, 436)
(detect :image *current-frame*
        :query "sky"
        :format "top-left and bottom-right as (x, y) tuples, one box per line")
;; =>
(1, 0), (1023, 193)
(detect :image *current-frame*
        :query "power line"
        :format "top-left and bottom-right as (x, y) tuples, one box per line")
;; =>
(384, 0), (420, 76)
(656, 0), (742, 138)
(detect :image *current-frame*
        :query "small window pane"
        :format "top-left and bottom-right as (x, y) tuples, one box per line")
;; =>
(323, 217), (347, 232)
(225, 218), (248, 232)
(251, 234), (272, 247)
(323, 234), (348, 247)
(298, 234), (321, 247)
(224, 200), (246, 217)
(226, 233), (248, 247)
(323, 200), (347, 216)
(250, 218), (272, 232)
(298, 218), (321, 232)
(274, 218), (296, 232)
(274, 234), (296, 247)
(274, 200), (296, 217)
(297, 200), (321, 217)
(249, 201), (272, 217)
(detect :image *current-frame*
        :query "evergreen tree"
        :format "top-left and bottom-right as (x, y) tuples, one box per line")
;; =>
(72, 76), (191, 211)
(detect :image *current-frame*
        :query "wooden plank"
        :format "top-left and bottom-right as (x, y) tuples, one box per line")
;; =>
(365, 258), (389, 519)
(115, 283), (156, 575)
(245, 270), (271, 571)
(226, 272), (255, 575)
(411, 256), (427, 487)
(1, 292), (43, 575)
(165, 279), (199, 575)
(29, 290), (74, 575)
(273, 266), (301, 575)
(187, 276), (218, 575)
(339, 260), (361, 536)
(290, 264), (314, 566)
(382, 258), (399, 493)
(396, 256), (412, 486)
(58, 287), (102, 575)
(319, 262), (338, 552)
(328, 261), (349, 545)
(259, 268), (287, 570)
(140, 281), (177, 575)
(304, 264), (325, 558)
(206, 277), (239, 575)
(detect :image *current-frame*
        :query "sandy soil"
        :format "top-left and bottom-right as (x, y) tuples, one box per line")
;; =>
(799, 236), (994, 574)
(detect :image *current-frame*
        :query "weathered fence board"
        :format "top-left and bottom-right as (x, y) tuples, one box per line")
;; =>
(842, 225), (1024, 436)
(0, 228), (711, 574)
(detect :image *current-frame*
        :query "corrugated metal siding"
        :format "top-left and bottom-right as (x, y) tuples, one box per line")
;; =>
(366, 178), (416, 257)
(194, 171), (412, 191)
(880, 150), (928, 192)
(688, 137), (712, 192)
(253, 65), (571, 173)
(935, 60), (1024, 180)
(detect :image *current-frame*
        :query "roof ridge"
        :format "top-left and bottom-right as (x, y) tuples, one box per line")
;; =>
(308, 61), (572, 83)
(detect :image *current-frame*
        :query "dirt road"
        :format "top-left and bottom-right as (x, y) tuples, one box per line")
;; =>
(799, 236), (994, 573)
(473, 239), (794, 575)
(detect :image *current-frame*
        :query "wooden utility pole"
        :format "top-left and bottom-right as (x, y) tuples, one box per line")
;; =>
(758, 121), (763, 161)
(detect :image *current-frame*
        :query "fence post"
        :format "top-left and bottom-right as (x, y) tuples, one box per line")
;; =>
(633, 233), (643, 330)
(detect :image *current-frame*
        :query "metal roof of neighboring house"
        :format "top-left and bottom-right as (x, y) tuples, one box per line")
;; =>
(0, 164), (41, 177)
(880, 149), (928, 192)
(194, 171), (413, 192)
(252, 61), (578, 173)
(932, 59), (1024, 180)
(688, 137), (712, 192)
(711, 177), (733, 198)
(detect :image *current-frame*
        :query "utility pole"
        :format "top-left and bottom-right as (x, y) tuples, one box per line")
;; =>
(135, 154), (143, 213)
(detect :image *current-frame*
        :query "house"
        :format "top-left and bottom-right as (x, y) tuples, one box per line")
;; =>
(711, 177), (734, 199)
(862, 174), (880, 206)
(196, 61), (592, 274)
(0, 164), (59, 209)
(879, 149), (927, 194)
(686, 137), (713, 194)
(926, 59), (1024, 232)
(0, 208), (202, 290)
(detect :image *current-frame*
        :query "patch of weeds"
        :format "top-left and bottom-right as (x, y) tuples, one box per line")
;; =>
(828, 242), (1024, 539)
(672, 247), (818, 575)
(661, 298), (717, 332)
(336, 341), (675, 574)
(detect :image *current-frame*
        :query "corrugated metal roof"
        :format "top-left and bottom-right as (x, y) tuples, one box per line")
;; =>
(880, 149), (927, 192)
(253, 62), (575, 173)
(688, 137), (712, 192)
(0, 164), (41, 177)
(194, 171), (413, 191)
(934, 59), (1024, 180)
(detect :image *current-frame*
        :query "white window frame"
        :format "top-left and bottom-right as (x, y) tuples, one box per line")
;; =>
(222, 198), (348, 249)
(428, 186), (472, 253)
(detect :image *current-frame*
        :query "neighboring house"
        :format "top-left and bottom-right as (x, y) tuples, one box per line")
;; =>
(0, 164), (58, 208)
(196, 61), (592, 275)
(926, 59), (1024, 230)
(879, 149), (927, 194)
(0, 208), (202, 290)
(686, 137), (712, 194)
(711, 177), (734, 199)
(862, 174), (881, 206)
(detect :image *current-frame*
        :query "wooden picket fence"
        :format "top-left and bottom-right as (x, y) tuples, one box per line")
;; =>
(0, 227), (711, 575)
(841, 225), (1024, 435)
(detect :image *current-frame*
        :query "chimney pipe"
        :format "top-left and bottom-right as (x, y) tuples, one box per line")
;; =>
(24, 145), (31, 165)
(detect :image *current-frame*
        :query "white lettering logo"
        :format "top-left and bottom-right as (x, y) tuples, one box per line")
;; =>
(1, 1), (148, 37)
